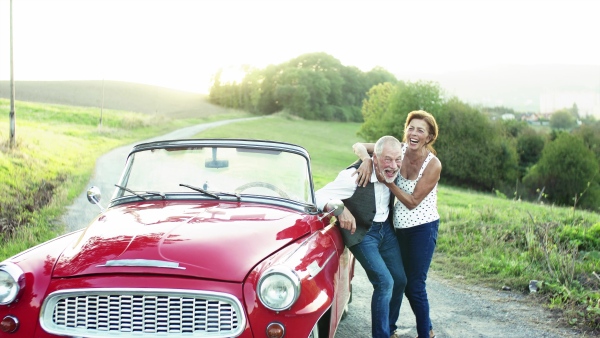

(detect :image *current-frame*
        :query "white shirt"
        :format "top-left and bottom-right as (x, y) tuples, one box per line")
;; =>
(315, 163), (391, 222)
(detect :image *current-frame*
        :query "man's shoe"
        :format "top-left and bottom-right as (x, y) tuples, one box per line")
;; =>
(390, 331), (400, 338)
(415, 330), (436, 338)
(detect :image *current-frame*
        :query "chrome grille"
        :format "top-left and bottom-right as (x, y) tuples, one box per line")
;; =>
(40, 288), (245, 337)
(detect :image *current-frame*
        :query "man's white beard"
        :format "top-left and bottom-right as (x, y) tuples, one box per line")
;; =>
(381, 170), (398, 184)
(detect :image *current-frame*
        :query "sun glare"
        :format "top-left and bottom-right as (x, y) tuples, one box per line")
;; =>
(218, 66), (248, 85)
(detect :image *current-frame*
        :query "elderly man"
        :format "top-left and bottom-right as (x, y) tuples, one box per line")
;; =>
(316, 135), (406, 338)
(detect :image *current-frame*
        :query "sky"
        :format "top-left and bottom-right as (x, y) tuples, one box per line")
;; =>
(0, 0), (599, 94)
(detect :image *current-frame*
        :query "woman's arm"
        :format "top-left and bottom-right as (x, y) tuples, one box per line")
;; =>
(353, 142), (374, 159)
(352, 143), (375, 187)
(382, 157), (442, 209)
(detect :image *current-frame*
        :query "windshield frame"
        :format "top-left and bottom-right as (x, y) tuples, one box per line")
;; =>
(108, 139), (317, 211)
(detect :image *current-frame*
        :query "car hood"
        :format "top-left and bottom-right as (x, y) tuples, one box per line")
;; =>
(53, 201), (310, 282)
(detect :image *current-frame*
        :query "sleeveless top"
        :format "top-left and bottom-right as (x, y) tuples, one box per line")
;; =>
(393, 144), (440, 228)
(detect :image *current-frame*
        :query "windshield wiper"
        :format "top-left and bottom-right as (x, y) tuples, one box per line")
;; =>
(115, 184), (146, 200)
(179, 184), (242, 201)
(221, 192), (241, 201)
(179, 183), (220, 199)
(114, 184), (166, 200)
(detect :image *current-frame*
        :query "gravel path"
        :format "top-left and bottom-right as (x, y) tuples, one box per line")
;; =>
(335, 263), (588, 337)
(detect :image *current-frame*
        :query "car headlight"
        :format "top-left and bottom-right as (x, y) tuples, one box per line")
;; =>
(257, 266), (300, 311)
(0, 262), (25, 305)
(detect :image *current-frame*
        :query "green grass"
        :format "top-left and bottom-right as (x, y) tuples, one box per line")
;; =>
(0, 98), (248, 257)
(2, 103), (599, 332)
(436, 185), (600, 331)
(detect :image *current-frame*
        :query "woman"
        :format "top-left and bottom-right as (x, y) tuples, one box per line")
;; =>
(353, 110), (441, 338)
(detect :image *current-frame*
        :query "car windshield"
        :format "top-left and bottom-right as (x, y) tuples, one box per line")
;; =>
(112, 144), (313, 204)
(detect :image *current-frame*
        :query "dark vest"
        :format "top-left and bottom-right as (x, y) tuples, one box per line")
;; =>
(339, 161), (393, 247)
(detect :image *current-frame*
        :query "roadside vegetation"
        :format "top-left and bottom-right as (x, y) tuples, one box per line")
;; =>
(0, 98), (248, 258)
(196, 116), (600, 333)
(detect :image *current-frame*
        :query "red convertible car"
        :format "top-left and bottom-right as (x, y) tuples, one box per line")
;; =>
(0, 139), (355, 338)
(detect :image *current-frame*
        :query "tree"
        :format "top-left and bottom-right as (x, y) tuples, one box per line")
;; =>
(286, 53), (344, 106)
(516, 128), (546, 177)
(523, 133), (599, 210)
(498, 119), (529, 138)
(358, 80), (444, 141)
(240, 68), (264, 113)
(550, 109), (577, 130)
(386, 81), (445, 137)
(357, 82), (396, 141)
(572, 120), (600, 162)
(364, 66), (397, 88)
(339, 66), (368, 107)
(570, 103), (579, 119)
(274, 84), (310, 117)
(435, 98), (518, 190)
(274, 67), (330, 119)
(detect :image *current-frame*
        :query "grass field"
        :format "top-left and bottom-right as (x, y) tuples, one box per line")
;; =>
(1, 97), (599, 332)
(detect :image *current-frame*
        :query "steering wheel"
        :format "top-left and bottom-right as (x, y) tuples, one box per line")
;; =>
(234, 182), (290, 199)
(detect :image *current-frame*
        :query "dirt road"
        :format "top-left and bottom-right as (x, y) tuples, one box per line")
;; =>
(60, 119), (587, 338)
(335, 263), (583, 337)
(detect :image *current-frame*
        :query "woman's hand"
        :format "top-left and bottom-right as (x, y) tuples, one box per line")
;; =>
(373, 160), (393, 187)
(352, 158), (373, 187)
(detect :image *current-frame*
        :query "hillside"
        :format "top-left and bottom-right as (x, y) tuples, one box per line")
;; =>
(0, 80), (229, 119)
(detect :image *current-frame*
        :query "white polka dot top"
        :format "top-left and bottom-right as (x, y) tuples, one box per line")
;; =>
(393, 144), (440, 229)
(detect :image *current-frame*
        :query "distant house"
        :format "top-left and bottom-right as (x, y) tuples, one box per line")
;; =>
(540, 90), (600, 118)
(501, 113), (515, 120)
(520, 113), (539, 123)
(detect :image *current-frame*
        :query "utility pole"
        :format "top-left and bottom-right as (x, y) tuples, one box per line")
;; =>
(99, 79), (105, 127)
(9, 0), (16, 148)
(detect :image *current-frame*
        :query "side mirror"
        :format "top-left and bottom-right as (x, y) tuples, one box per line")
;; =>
(319, 199), (344, 220)
(87, 186), (105, 212)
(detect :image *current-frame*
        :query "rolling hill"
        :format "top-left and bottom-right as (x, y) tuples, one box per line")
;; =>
(0, 80), (229, 119)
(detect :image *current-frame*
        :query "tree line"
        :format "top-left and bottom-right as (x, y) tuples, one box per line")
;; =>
(209, 52), (397, 122)
(209, 53), (600, 211)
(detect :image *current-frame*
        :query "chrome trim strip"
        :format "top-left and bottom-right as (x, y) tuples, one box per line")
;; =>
(307, 252), (335, 279)
(97, 259), (185, 269)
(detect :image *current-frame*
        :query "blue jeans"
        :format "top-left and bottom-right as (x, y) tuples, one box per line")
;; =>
(396, 219), (439, 338)
(349, 221), (406, 338)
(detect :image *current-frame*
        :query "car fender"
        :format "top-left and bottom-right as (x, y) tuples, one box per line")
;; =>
(0, 230), (83, 337)
(243, 219), (342, 337)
